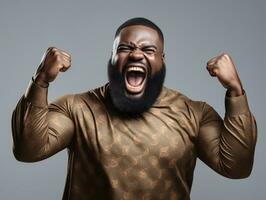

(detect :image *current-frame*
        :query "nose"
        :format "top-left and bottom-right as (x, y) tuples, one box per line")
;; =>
(128, 48), (144, 61)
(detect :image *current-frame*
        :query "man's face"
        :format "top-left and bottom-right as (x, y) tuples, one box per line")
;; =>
(111, 25), (165, 99)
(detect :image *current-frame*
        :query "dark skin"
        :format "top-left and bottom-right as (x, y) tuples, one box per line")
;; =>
(206, 53), (243, 96)
(110, 25), (165, 98)
(34, 25), (243, 97)
(111, 25), (165, 76)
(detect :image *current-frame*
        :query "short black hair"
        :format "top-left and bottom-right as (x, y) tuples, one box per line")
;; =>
(115, 17), (164, 44)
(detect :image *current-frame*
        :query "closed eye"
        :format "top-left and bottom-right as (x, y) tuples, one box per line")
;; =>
(117, 45), (132, 52)
(142, 47), (156, 54)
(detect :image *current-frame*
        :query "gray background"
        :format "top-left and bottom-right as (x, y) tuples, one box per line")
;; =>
(1, 0), (265, 199)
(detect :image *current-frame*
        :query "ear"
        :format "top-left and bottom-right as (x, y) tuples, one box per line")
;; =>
(111, 50), (116, 61)
(110, 50), (116, 66)
(161, 52), (165, 63)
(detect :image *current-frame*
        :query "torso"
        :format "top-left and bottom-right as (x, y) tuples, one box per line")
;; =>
(63, 84), (202, 200)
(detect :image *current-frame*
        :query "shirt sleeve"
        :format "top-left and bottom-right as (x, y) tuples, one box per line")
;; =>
(197, 92), (257, 179)
(11, 79), (75, 162)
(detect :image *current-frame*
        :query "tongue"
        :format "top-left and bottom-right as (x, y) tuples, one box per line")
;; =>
(127, 73), (144, 86)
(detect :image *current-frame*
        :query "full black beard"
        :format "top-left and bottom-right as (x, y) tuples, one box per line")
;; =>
(107, 59), (166, 115)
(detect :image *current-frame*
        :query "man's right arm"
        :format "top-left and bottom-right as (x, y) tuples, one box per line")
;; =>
(12, 47), (74, 162)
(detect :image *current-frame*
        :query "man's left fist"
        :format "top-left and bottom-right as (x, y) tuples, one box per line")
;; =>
(206, 53), (243, 96)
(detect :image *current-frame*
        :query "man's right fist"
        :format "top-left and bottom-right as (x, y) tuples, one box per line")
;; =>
(34, 47), (71, 87)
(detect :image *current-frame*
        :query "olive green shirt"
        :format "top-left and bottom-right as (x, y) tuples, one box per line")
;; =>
(12, 79), (257, 200)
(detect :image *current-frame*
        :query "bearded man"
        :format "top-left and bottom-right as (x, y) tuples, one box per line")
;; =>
(12, 18), (257, 200)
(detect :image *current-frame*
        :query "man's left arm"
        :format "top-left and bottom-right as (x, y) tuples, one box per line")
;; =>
(197, 53), (257, 178)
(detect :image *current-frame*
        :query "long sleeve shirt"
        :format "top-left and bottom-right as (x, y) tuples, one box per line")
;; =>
(12, 79), (257, 200)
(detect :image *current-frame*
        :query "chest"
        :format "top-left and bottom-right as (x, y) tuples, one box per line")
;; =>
(75, 106), (199, 169)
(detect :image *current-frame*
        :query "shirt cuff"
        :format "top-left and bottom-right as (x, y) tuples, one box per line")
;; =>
(225, 90), (250, 116)
(24, 78), (48, 107)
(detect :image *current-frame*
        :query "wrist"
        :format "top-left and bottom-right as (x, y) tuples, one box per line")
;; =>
(33, 74), (49, 88)
(225, 78), (243, 97)
(226, 86), (243, 97)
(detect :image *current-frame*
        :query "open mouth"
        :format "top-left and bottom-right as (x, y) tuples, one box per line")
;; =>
(124, 65), (147, 97)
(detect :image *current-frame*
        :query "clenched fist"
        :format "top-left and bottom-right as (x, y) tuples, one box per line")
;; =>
(34, 47), (71, 87)
(206, 53), (243, 97)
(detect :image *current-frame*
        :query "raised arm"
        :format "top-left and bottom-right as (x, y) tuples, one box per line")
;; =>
(197, 53), (257, 178)
(12, 47), (74, 162)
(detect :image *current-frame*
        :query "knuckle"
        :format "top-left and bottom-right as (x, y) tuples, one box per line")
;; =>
(54, 55), (61, 62)
(54, 51), (60, 56)
(50, 47), (57, 52)
(225, 54), (231, 60)
(207, 61), (213, 66)
(65, 53), (71, 59)
(47, 47), (53, 51)
(222, 53), (229, 59)
(50, 51), (57, 56)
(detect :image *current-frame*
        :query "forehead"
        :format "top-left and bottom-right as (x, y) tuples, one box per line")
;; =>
(114, 25), (162, 48)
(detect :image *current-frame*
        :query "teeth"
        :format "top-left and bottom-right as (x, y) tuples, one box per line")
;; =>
(127, 66), (145, 73)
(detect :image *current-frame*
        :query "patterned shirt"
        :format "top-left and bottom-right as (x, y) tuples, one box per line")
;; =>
(12, 79), (257, 200)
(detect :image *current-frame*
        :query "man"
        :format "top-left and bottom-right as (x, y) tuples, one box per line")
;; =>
(12, 18), (257, 200)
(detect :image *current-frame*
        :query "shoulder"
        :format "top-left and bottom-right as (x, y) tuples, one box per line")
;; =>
(159, 86), (204, 106)
(157, 86), (207, 117)
(49, 84), (108, 109)
(75, 84), (108, 105)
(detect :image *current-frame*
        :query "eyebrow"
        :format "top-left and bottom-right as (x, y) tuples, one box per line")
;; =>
(118, 43), (158, 49)
(141, 45), (157, 49)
